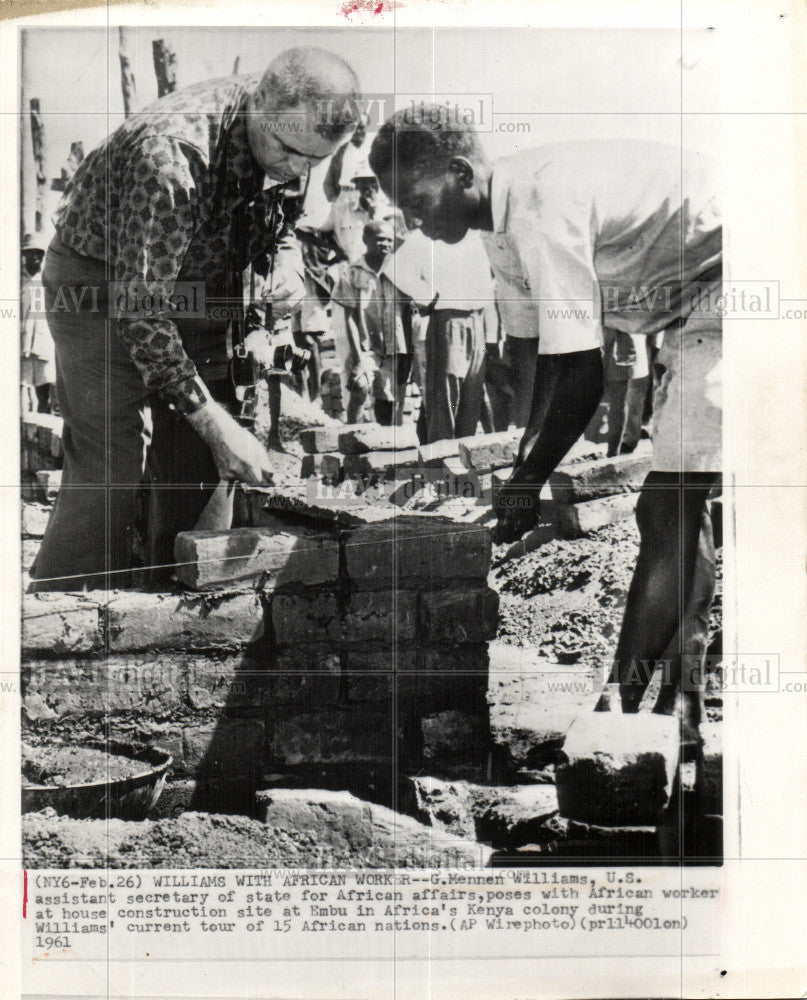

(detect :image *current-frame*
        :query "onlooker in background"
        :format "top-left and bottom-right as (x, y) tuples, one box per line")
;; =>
(483, 233), (541, 429)
(294, 224), (342, 403)
(385, 229), (493, 442)
(331, 159), (404, 264)
(323, 111), (369, 204)
(332, 219), (412, 426)
(20, 233), (56, 414)
(602, 327), (651, 456)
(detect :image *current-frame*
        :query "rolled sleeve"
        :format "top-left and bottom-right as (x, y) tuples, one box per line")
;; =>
(112, 135), (204, 408)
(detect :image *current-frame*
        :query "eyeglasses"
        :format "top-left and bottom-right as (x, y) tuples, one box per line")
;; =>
(273, 130), (330, 164)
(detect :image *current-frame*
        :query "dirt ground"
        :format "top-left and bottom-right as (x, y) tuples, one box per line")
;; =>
(492, 516), (722, 668)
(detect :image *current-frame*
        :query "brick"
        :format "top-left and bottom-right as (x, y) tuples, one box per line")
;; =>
(344, 515), (491, 589)
(549, 451), (651, 504)
(342, 449), (420, 477)
(22, 503), (51, 538)
(397, 671), (489, 712)
(183, 718), (266, 775)
(22, 656), (184, 716)
(271, 590), (340, 644)
(334, 646), (418, 673)
(300, 452), (341, 479)
(255, 788), (492, 867)
(415, 644), (490, 674)
(35, 469), (62, 503)
(338, 423), (419, 454)
(185, 654), (323, 710)
(22, 538), (41, 572)
(22, 593), (103, 655)
(457, 430), (520, 472)
(271, 645), (344, 673)
(341, 590), (417, 643)
(417, 440), (460, 468)
(422, 709), (489, 763)
(106, 592), (264, 652)
(419, 587), (499, 644)
(299, 422), (364, 454)
(554, 492), (638, 538)
(268, 708), (392, 765)
(173, 525), (339, 591)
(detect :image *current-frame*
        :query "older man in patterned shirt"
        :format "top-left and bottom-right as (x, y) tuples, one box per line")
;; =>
(32, 47), (360, 591)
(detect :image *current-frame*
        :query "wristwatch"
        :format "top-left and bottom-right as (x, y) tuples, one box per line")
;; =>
(168, 375), (210, 416)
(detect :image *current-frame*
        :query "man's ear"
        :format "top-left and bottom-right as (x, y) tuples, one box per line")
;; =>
(448, 156), (475, 189)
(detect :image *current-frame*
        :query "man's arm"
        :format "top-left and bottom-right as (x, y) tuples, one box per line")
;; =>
(113, 136), (273, 484)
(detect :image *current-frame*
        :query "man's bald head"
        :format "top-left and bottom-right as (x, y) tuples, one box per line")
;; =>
(252, 47), (360, 142)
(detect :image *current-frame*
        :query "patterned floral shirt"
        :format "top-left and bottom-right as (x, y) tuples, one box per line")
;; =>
(53, 74), (305, 410)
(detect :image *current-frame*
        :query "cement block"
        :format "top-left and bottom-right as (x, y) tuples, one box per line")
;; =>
(22, 503), (51, 538)
(173, 526), (339, 591)
(106, 592), (264, 651)
(21, 593), (103, 655)
(183, 718), (266, 775)
(338, 423), (419, 454)
(342, 448), (420, 477)
(549, 452), (651, 504)
(300, 452), (341, 479)
(268, 707), (393, 765)
(344, 515), (491, 589)
(418, 440), (461, 467)
(271, 590), (340, 644)
(22, 656), (185, 716)
(341, 589), (417, 643)
(255, 788), (491, 867)
(556, 710), (681, 826)
(299, 422), (364, 454)
(419, 586), (499, 644)
(457, 430), (520, 472)
(554, 491), (638, 538)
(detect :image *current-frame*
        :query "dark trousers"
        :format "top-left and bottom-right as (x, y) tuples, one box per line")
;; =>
(31, 241), (222, 591)
(424, 309), (486, 443)
(494, 348), (604, 539)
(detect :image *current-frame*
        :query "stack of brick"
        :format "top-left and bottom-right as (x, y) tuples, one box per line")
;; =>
(548, 451), (651, 537)
(173, 499), (498, 776)
(299, 422), (422, 483)
(21, 504), (499, 812)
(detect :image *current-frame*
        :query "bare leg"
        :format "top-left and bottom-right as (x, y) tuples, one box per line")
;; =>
(604, 472), (719, 726)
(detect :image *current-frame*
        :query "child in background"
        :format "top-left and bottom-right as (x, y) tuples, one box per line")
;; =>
(332, 219), (412, 426)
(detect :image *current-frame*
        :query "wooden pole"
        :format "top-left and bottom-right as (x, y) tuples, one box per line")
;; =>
(119, 27), (138, 117)
(152, 38), (177, 98)
(29, 98), (46, 233)
(20, 33), (36, 241)
(232, 55), (240, 75)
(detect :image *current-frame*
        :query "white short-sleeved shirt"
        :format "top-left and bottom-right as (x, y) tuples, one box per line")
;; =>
(383, 229), (494, 312)
(482, 140), (721, 354)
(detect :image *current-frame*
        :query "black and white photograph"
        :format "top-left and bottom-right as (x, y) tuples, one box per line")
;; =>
(5, 3), (807, 998)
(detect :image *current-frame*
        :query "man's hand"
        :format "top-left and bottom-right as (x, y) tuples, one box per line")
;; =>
(264, 267), (305, 317)
(188, 400), (274, 485)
